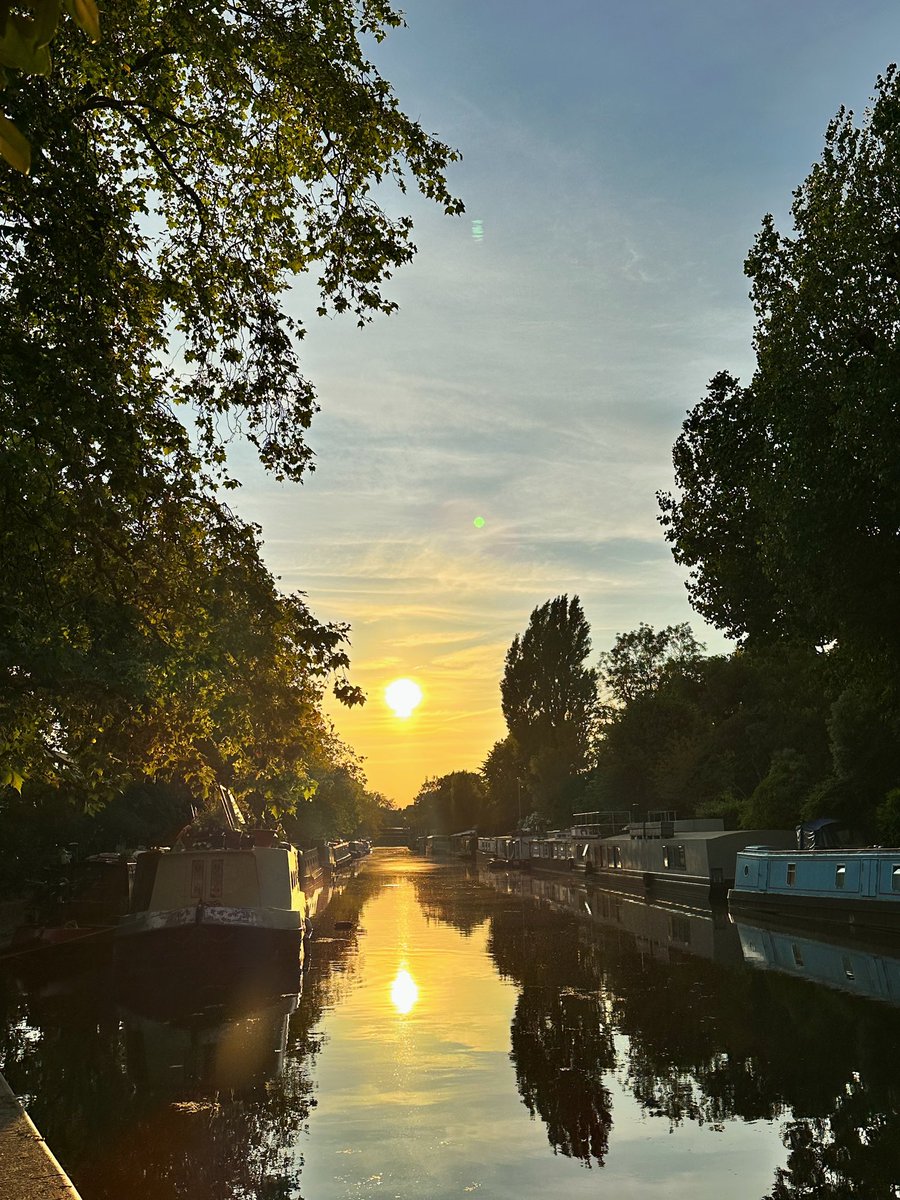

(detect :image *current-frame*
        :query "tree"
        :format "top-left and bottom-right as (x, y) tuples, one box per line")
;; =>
(480, 735), (524, 832)
(597, 622), (704, 709)
(2, 0), (462, 486)
(0, 0), (462, 808)
(407, 771), (485, 835)
(658, 68), (900, 670)
(500, 596), (597, 822)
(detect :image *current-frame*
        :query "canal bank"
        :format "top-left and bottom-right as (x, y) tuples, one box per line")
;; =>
(0, 1070), (82, 1200)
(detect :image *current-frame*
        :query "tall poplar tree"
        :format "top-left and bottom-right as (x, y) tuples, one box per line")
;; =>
(501, 595), (598, 820)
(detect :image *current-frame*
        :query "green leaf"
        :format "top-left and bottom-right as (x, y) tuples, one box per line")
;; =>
(32, 0), (61, 50)
(0, 111), (30, 173)
(62, 0), (99, 42)
(0, 14), (52, 73)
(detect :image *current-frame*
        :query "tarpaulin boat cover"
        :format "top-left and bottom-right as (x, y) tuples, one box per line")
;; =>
(796, 818), (846, 850)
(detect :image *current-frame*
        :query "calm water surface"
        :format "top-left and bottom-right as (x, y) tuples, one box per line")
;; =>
(3, 848), (900, 1199)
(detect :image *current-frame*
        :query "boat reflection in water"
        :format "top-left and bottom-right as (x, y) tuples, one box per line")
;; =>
(735, 916), (900, 1006)
(478, 864), (743, 968)
(121, 987), (300, 1098)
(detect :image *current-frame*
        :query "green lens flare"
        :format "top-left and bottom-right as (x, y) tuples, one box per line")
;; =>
(473, 516), (485, 528)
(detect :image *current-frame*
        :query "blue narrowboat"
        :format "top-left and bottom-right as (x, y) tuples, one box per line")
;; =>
(729, 846), (900, 934)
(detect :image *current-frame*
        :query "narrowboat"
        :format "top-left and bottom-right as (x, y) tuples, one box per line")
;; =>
(324, 840), (353, 874)
(477, 835), (526, 869)
(115, 830), (308, 975)
(423, 834), (454, 858)
(584, 820), (796, 901)
(729, 846), (900, 934)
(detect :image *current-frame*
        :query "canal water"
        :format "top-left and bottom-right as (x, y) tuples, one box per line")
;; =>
(3, 848), (900, 1199)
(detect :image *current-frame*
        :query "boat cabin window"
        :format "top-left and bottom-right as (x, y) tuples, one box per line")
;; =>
(835, 864), (846, 889)
(786, 863), (796, 886)
(791, 943), (804, 967)
(663, 845), (670, 869)
(613, 847), (622, 869)
(893, 866), (900, 893)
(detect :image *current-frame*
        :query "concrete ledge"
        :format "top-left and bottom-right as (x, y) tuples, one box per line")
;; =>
(0, 1071), (82, 1200)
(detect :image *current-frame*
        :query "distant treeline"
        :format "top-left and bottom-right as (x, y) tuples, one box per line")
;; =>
(407, 612), (899, 843)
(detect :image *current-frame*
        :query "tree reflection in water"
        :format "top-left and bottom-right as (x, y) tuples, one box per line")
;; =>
(511, 986), (613, 1166)
(422, 865), (900, 1198)
(0, 867), (389, 1200)
(5, 858), (900, 1198)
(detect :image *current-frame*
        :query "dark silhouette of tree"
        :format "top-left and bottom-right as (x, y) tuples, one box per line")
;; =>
(658, 68), (900, 674)
(598, 622), (704, 709)
(407, 771), (486, 835)
(480, 735), (524, 832)
(501, 596), (597, 823)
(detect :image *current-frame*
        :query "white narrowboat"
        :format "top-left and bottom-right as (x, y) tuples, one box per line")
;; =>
(581, 819), (796, 901)
(116, 832), (307, 973)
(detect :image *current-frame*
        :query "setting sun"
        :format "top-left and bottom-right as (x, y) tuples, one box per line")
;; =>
(385, 678), (423, 719)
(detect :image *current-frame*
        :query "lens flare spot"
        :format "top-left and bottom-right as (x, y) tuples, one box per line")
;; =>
(385, 678), (423, 718)
(473, 516), (485, 528)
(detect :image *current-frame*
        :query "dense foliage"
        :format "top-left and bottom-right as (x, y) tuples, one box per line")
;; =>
(406, 771), (485, 837)
(0, 0), (462, 850)
(659, 68), (900, 671)
(656, 68), (900, 835)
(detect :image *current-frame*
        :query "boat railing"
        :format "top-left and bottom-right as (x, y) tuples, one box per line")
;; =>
(570, 810), (633, 838)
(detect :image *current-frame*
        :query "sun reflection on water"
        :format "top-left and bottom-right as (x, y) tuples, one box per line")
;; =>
(390, 965), (419, 1015)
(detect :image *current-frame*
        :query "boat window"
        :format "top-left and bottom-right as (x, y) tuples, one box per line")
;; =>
(670, 915), (691, 945)
(210, 858), (224, 901)
(835, 864), (846, 890)
(791, 943), (804, 967)
(190, 859), (204, 899)
(842, 956), (855, 981)
(743, 864), (750, 876)
(676, 844), (687, 870)
(893, 866), (900, 893)
(786, 863), (796, 886)
(663, 845), (671, 869)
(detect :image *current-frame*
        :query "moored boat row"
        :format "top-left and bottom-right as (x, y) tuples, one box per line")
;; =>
(473, 817), (795, 902)
(2, 789), (374, 981)
(468, 815), (900, 936)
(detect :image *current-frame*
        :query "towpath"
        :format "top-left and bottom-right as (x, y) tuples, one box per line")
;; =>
(0, 1071), (82, 1200)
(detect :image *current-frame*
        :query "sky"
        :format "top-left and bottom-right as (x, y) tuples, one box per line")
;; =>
(228, 1), (900, 807)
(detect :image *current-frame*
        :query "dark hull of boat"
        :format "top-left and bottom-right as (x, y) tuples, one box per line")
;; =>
(114, 922), (304, 1016)
(728, 888), (900, 937)
(589, 867), (726, 903)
